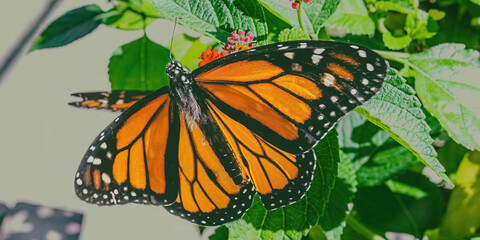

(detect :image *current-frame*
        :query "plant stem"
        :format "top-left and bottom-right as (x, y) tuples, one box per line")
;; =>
(346, 215), (386, 240)
(297, 1), (305, 32)
(0, 0), (64, 84)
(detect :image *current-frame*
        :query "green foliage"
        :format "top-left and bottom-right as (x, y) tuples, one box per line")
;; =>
(337, 111), (417, 187)
(303, 0), (342, 35)
(356, 68), (451, 185)
(438, 151), (480, 240)
(354, 171), (445, 238)
(324, 0), (375, 35)
(109, 36), (170, 90)
(278, 28), (311, 41)
(102, 0), (159, 30)
(409, 44), (480, 151)
(33, 0), (480, 239)
(317, 151), (357, 233)
(150, 0), (290, 44)
(30, 5), (104, 51)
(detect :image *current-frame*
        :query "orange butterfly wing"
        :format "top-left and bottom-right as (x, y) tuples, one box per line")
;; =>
(75, 41), (388, 226)
(74, 87), (255, 225)
(75, 87), (179, 205)
(191, 41), (387, 209)
(163, 114), (255, 225)
(194, 42), (387, 155)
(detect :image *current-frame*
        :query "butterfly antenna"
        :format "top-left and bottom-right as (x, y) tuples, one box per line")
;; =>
(169, 17), (182, 61)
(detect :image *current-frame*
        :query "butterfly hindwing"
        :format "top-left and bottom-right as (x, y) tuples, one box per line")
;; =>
(194, 40), (388, 155)
(74, 87), (180, 206)
(163, 114), (255, 226)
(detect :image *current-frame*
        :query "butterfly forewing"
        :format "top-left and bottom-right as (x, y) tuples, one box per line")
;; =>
(194, 40), (388, 155)
(69, 90), (152, 112)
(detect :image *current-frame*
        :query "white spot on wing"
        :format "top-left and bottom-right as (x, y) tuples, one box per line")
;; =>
(313, 48), (325, 54)
(358, 50), (367, 58)
(322, 73), (336, 87)
(311, 55), (322, 65)
(102, 173), (111, 184)
(284, 52), (295, 59)
(366, 63), (374, 71)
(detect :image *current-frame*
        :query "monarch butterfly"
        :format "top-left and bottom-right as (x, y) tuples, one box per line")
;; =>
(69, 90), (152, 112)
(74, 40), (388, 226)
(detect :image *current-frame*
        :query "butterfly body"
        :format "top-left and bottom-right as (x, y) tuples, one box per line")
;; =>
(75, 40), (388, 226)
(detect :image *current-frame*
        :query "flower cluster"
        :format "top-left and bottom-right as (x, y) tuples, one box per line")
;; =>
(290, 0), (313, 9)
(198, 47), (228, 67)
(198, 30), (255, 67)
(224, 30), (255, 53)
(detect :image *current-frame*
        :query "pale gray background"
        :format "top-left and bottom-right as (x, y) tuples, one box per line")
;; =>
(0, 1), (205, 239)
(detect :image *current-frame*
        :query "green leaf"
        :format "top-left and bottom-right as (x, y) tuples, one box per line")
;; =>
(306, 151), (357, 240)
(337, 111), (389, 168)
(108, 36), (170, 91)
(378, 18), (412, 50)
(355, 68), (451, 185)
(126, 0), (161, 15)
(439, 151), (480, 240)
(103, 0), (161, 30)
(304, 0), (342, 35)
(149, 0), (271, 44)
(354, 171), (445, 238)
(324, 0), (375, 35)
(258, 0), (314, 37)
(103, 10), (155, 30)
(198, 225), (207, 235)
(169, 33), (207, 70)
(337, 111), (416, 186)
(319, 151), (357, 231)
(437, 138), (469, 175)
(209, 225), (229, 240)
(409, 43), (480, 151)
(30, 5), (104, 51)
(375, 0), (416, 14)
(428, 9), (445, 21)
(278, 28), (310, 41)
(405, 10), (437, 40)
(226, 131), (340, 240)
(356, 144), (417, 187)
(471, 0), (480, 6)
(308, 225), (329, 240)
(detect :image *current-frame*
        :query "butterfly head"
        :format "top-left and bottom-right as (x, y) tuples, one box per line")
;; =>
(166, 60), (192, 85)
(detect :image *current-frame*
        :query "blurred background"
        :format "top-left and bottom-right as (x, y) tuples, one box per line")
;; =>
(0, 1), (202, 239)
